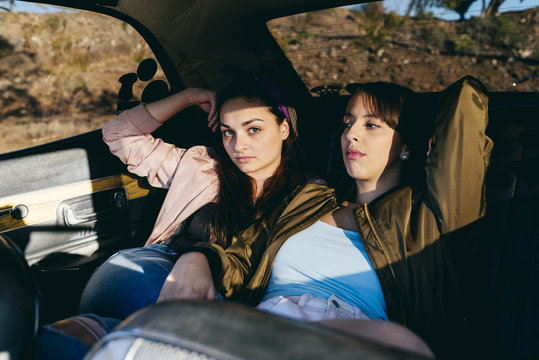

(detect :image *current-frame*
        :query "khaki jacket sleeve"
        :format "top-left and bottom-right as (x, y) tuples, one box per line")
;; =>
(192, 216), (275, 298)
(191, 183), (338, 299)
(102, 104), (188, 189)
(425, 76), (493, 234)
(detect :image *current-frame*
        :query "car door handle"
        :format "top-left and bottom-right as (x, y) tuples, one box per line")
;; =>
(61, 205), (100, 226)
(59, 191), (126, 227)
(0, 205), (29, 220)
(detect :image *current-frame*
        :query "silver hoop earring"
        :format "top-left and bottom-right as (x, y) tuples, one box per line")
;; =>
(400, 154), (409, 160)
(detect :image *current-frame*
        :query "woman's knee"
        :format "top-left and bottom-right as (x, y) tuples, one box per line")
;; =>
(33, 315), (120, 360)
(79, 246), (178, 317)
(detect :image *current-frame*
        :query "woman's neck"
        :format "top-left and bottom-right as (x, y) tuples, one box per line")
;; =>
(355, 177), (401, 205)
(355, 162), (403, 204)
(253, 179), (265, 200)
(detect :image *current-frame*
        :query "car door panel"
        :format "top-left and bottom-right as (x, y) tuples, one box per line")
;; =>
(0, 129), (168, 321)
(0, 131), (163, 266)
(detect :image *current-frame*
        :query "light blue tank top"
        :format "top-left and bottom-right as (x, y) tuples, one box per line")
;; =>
(262, 220), (388, 320)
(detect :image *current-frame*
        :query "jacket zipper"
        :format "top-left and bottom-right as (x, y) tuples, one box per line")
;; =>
(362, 203), (407, 326)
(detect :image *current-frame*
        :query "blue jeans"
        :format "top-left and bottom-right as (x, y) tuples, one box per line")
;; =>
(33, 314), (120, 360)
(79, 244), (179, 319)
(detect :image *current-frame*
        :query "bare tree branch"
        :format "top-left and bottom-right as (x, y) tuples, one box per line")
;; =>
(485, 0), (505, 16)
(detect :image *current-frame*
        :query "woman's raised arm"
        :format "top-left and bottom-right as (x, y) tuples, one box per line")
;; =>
(102, 88), (217, 189)
(425, 76), (493, 234)
(145, 88), (217, 129)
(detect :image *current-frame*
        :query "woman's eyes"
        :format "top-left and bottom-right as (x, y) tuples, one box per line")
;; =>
(342, 121), (380, 129)
(365, 122), (380, 129)
(222, 128), (260, 136)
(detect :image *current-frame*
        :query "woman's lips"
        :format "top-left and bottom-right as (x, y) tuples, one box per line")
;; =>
(345, 149), (365, 159)
(235, 156), (254, 164)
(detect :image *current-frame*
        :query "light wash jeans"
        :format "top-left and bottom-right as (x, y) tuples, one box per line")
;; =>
(79, 244), (179, 319)
(257, 294), (371, 321)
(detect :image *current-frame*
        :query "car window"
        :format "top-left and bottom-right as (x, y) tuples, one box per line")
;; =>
(0, 1), (167, 153)
(267, 1), (538, 95)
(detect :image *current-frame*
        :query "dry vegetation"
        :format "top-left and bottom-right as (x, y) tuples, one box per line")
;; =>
(0, 6), (537, 153)
(0, 10), (163, 153)
(268, 5), (538, 93)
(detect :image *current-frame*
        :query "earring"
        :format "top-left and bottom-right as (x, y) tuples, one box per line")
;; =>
(400, 154), (409, 160)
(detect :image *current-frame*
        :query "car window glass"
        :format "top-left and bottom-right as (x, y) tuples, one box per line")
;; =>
(0, 1), (167, 153)
(267, 1), (538, 95)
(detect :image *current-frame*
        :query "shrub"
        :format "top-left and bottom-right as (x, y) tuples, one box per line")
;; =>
(422, 25), (448, 48)
(134, 50), (146, 63)
(448, 33), (475, 53)
(354, 3), (404, 51)
(0, 35), (14, 57)
(490, 16), (525, 48)
(40, 15), (61, 32)
(457, 15), (526, 50)
(68, 53), (88, 72)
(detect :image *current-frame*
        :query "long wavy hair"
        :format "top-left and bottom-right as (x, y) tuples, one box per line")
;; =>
(209, 75), (305, 246)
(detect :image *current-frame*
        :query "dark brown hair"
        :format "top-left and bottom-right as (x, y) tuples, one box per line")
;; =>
(209, 75), (305, 246)
(346, 82), (414, 130)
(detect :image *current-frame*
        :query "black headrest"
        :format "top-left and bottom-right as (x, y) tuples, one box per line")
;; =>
(485, 104), (539, 202)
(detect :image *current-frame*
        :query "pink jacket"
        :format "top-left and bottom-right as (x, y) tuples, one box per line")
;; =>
(102, 104), (219, 246)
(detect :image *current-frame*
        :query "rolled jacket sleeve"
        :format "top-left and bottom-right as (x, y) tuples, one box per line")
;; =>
(102, 104), (220, 245)
(191, 217), (273, 298)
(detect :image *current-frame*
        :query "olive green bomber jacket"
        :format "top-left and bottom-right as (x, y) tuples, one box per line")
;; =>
(193, 76), (492, 346)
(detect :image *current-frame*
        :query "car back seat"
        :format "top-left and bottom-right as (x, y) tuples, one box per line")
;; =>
(481, 98), (539, 360)
(83, 90), (538, 360)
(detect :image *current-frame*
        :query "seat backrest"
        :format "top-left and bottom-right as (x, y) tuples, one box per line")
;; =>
(0, 235), (40, 360)
(85, 301), (426, 360)
(481, 99), (539, 360)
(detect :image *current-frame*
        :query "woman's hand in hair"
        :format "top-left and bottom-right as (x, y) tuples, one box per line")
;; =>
(145, 88), (218, 131)
(184, 88), (219, 132)
(157, 252), (217, 302)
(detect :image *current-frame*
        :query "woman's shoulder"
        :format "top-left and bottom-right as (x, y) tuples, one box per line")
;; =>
(287, 180), (337, 207)
(270, 180), (338, 232)
(301, 178), (334, 191)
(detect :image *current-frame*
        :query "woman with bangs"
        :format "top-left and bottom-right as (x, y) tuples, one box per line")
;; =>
(178, 76), (492, 358)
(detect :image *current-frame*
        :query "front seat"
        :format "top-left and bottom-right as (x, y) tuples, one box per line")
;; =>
(0, 234), (40, 360)
(84, 301), (428, 360)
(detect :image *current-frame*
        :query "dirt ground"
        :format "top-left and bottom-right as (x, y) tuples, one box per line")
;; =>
(0, 7), (537, 153)
(268, 6), (538, 93)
